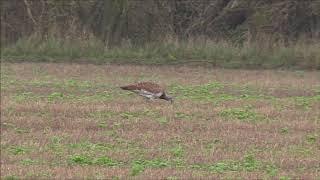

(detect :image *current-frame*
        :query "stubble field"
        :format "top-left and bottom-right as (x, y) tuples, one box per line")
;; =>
(1, 63), (319, 179)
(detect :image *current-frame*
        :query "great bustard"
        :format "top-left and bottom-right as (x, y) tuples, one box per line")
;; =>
(120, 82), (174, 103)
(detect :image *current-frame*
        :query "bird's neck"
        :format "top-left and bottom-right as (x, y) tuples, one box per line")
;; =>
(161, 93), (171, 101)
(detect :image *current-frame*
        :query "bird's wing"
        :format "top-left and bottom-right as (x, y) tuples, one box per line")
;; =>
(137, 82), (164, 94)
(120, 82), (165, 97)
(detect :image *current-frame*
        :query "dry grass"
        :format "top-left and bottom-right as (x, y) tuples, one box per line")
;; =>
(1, 63), (319, 179)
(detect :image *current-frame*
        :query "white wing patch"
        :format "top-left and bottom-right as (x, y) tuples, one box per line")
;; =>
(136, 89), (163, 99)
(155, 92), (163, 97)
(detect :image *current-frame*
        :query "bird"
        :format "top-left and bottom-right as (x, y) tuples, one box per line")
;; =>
(120, 81), (174, 103)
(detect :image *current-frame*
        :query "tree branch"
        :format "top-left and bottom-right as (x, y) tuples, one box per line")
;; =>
(23, 0), (38, 26)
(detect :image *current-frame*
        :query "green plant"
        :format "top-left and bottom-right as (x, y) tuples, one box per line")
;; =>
(8, 146), (30, 155)
(170, 145), (184, 158)
(242, 154), (259, 171)
(98, 121), (107, 128)
(51, 136), (63, 144)
(145, 159), (170, 168)
(306, 134), (317, 144)
(156, 117), (169, 124)
(192, 154), (261, 173)
(111, 176), (120, 180)
(170, 82), (224, 102)
(279, 176), (291, 180)
(130, 159), (170, 176)
(94, 156), (120, 166)
(175, 112), (192, 120)
(120, 112), (138, 119)
(280, 127), (289, 134)
(265, 164), (278, 177)
(219, 106), (265, 122)
(13, 92), (37, 101)
(293, 95), (320, 109)
(68, 142), (113, 152)
(14, 127), (30, 134)
(205, 139), (221, 151)
(47, 92), (64, 102)
(20, 158), (38, 165)
(208, 162), (230, 173)
(130, 161), (145, 176)
(68, 154), (121, 166)
(48, 136), (64, 154)
(288, 145), (313, 157)
(69, 154), (93, 165)
(3, 176), (20, 180)
(166, 176), (178, 180)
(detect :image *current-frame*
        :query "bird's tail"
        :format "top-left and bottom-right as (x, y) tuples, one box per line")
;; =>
(120, 86), (130, 90)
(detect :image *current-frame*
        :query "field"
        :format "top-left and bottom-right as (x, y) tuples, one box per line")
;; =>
(1, 63), (319, 179)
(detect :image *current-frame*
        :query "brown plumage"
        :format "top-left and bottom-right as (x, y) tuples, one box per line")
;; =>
(120, 82), (174, 103)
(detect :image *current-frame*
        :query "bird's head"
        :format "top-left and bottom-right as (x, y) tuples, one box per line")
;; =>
(164, 94), (174, 104)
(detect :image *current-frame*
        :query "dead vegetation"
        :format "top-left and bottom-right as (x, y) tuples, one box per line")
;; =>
(1, 63), (319, 179)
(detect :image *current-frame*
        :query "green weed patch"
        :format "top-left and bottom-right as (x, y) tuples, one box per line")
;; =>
(219, 106), (267, 122)
(68, 154), (121, 167)
(130, 158), (171, 176)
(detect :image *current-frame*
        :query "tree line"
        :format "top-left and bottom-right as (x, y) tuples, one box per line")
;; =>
(1, 0), (319, 46)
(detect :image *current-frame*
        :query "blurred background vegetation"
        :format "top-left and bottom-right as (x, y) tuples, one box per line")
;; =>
(1, 0), (320, 69)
